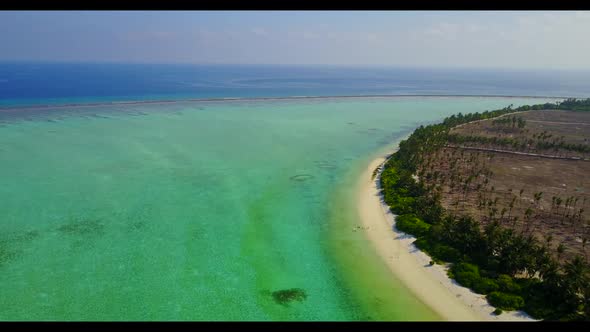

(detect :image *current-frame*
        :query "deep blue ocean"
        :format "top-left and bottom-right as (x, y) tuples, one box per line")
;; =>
(1, 62), (589, 107)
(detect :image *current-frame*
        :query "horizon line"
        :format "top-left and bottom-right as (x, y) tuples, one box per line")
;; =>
(1, 60), (589, 72)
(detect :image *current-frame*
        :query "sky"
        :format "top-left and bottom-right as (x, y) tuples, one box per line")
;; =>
(1, 11), (590, 69)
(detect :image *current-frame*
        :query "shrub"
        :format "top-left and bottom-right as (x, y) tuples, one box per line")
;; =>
(472, 277), (499, 295)
(454, 271), (480, 289)
(450, 263), (483, 289)
(396, 214), (431, 237)
(413, 237), (431, 251)
(487, 291), (525, 311)
(431, 244), (462, 263)
(413, 238), (450, 265)
(452, 262), (480, 275)
(496, 274), (521, 294)
(389, 196), (416, 215)
(493, 308), (503, 315)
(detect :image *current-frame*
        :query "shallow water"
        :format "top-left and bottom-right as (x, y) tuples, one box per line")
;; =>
(0, 96), (556, 320)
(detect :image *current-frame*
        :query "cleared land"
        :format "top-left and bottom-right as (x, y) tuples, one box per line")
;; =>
(419, 110), (590, 264)
(451, 110), (590, 159)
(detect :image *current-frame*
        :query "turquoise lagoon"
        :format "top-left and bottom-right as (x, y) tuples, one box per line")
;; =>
(0, 96), (556, 320)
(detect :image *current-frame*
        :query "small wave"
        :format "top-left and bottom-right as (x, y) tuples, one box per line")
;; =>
(314, 161), (337, 169)
(0, 94), (568, 112)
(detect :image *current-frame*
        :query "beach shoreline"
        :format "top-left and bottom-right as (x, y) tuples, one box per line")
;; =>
(357, 148), (537, 321)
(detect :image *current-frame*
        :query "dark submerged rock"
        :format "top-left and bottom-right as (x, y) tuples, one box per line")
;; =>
(271, 288), (307, 306)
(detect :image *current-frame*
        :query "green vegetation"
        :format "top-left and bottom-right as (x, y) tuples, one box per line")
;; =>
(558, 98), (590, 112)
(395, 214), (431, 237)
(379, 98), (590, 321)
(488, 292), (525, 311)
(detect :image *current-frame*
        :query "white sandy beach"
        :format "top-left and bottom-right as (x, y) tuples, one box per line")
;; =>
(357, 153), (536, 321)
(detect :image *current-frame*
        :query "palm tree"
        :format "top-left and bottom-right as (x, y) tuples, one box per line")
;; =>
(557, 244), (566, 262)
(545, 234), (554, 248)
(512, 216), (520, 229)
(500, 207), (508, 224)
(489, 207), (498, 223)
(556, 197), (564, 223)
(563, 256), (589, 313)
(534, 192), (543, 209)
(508, 196), (517, 222)
(523, 207), (534, 235)
(584, 284), (590, 320)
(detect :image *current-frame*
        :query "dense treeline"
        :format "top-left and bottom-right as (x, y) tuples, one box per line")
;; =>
(380, 99), (590, 321)
(558, 98), (590, 112)
(442, 97), (590, 129)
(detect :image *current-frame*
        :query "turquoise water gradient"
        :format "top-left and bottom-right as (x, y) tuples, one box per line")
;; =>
(0, 97), (555, 320)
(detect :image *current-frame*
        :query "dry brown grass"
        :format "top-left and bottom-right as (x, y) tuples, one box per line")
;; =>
(451, 110), (590, 159)
(420, 110), (590, 264)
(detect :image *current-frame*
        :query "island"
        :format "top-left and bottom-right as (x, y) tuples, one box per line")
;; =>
(362, 98), (590, 321)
